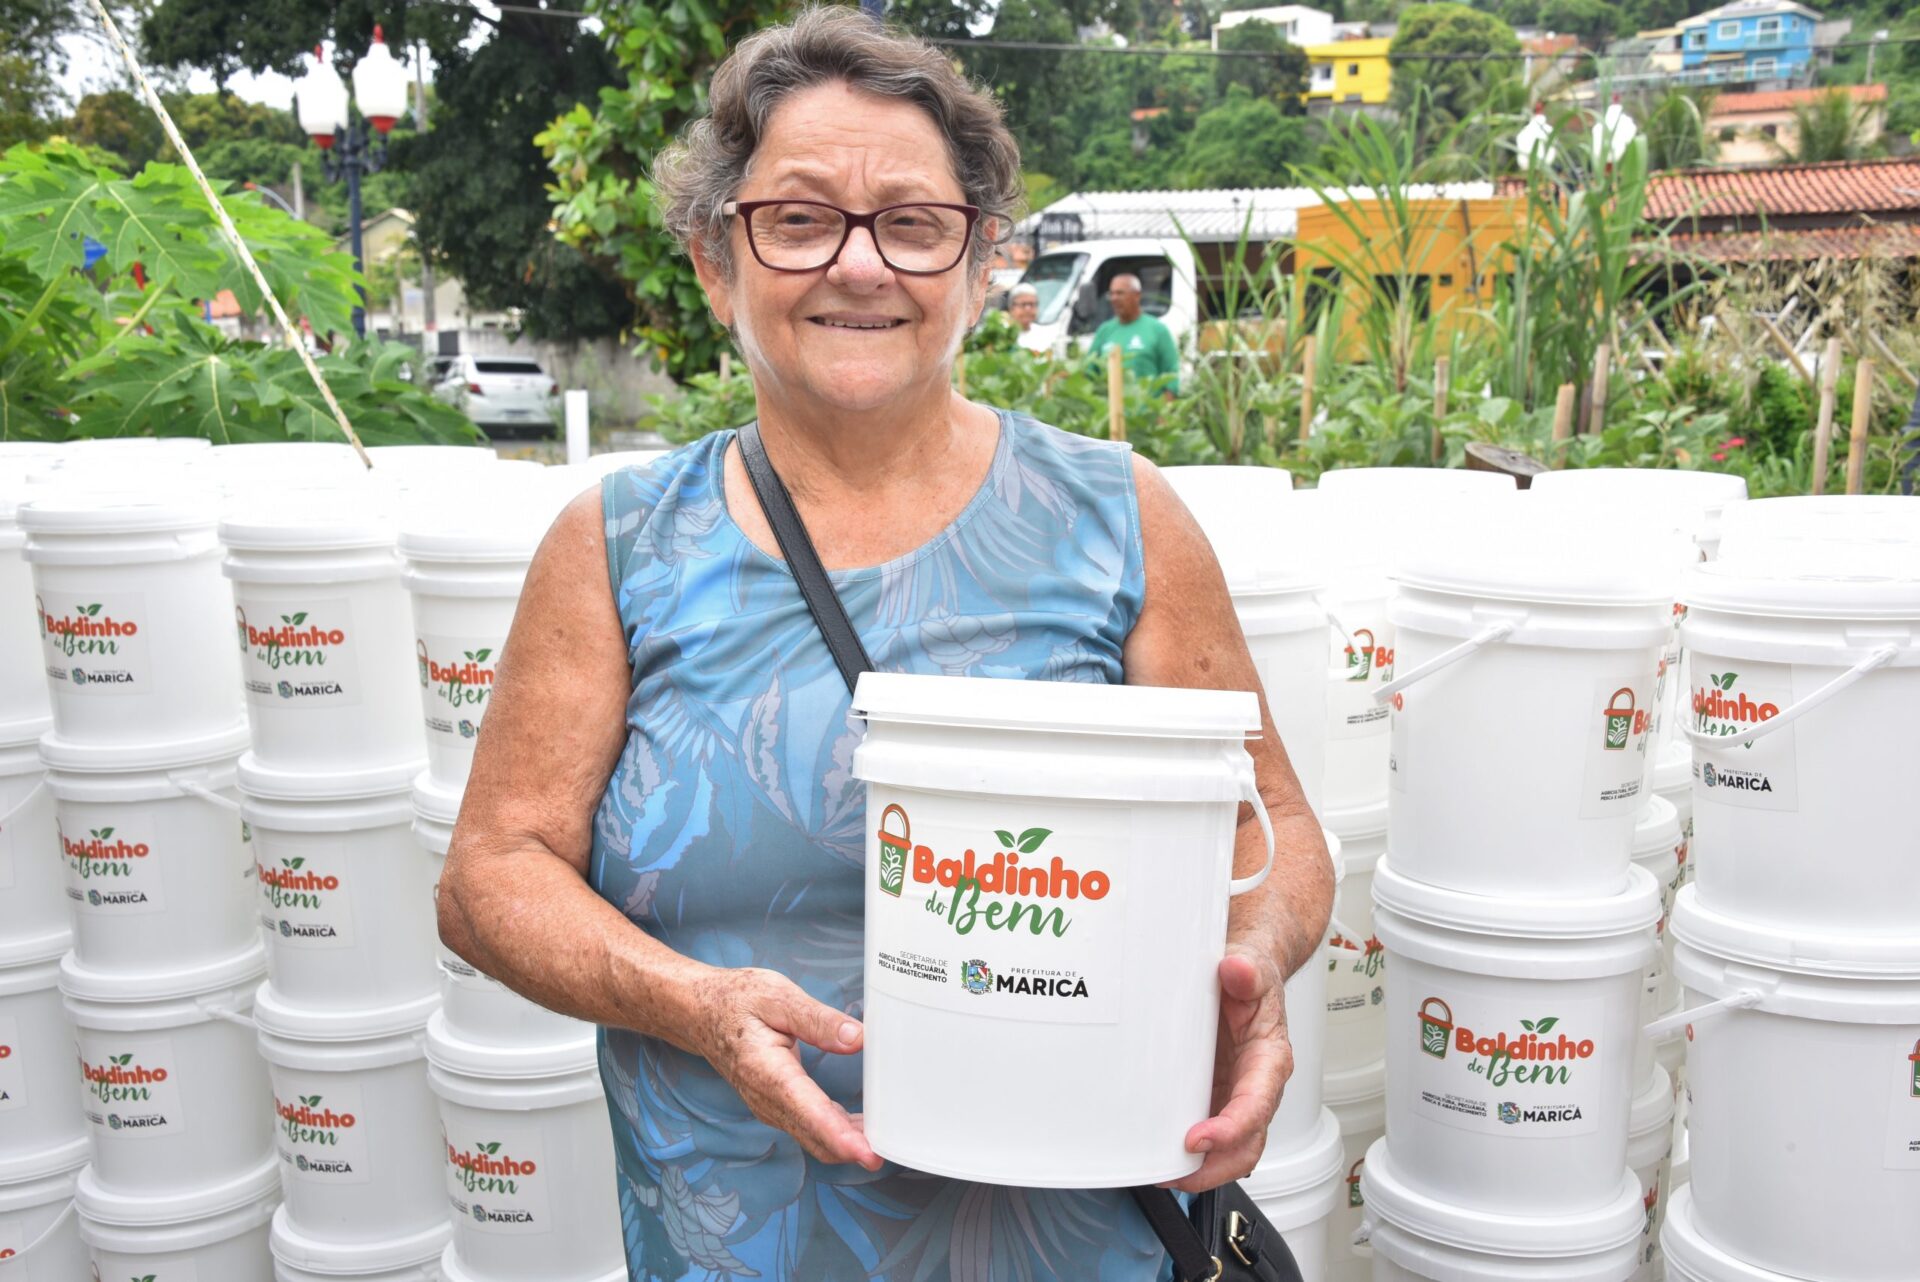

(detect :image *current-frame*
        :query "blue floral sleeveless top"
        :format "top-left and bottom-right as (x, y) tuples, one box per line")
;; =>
(590, 412), (1169, 1281)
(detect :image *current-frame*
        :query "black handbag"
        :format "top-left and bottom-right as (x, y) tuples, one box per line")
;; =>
(734, 420), (1305, 1282)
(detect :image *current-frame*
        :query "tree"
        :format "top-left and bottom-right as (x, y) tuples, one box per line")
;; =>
(1642, 88), (1714, 171)
(1388, 3), (1521, 126)
(1537, 0), (1617, 44)
(1174, 82), (1309, 187)
(1780, 88), (1879, 163)
(63, 91), (170, 173)
(1213, 19), (1310, 110)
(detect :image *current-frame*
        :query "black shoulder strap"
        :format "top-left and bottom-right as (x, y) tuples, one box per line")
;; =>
(1130, 1187), (1219, 1282)
(736, 421), (876, 695)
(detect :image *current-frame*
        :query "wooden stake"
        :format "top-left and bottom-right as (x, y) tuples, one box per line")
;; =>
(718, 351), (732, 380)
(1550, 382), (1577, 467)
(1866, 330), (1918, 392)
(1431, 354), (1451, 464)
(1587, 343), (1611, 437)
(1757, 312), (1814, 385)
(1106, 345), (1126, 443)
(1298, 335), (1318, 443)
(1846, 358), (1874, 495)
(1811, 337), (1843, 496)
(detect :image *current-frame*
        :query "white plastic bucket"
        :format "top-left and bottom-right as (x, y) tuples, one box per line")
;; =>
(1625, 1064), (1674, 1282)
(413, 772), (593, 1050)
(1373, 857), (1659, 1217)
(254, 983), (445, 1251)
(1628, 796), (1684, 1081)
(398, 500), (549, 792)
(1243, 1107), (1343, 1282)
(76, 1154), (278, 1281)
(0, 736), (64, 956)
(1660, 1184), (1799, 1282)
(1715, 495), (1920, 567)
(582, 449), (667, 479)
(271, 1202), (451, 1281)
(365, 445), (498, 471)
(42, 728), (254, 972)
(21, 489), (246, 753)
(0, 1145), (88, 1279)
(440, 1251), (622, 1282)
(0, 943), (88, 1173)
(1324, 800), (1386, 1079)
(1668, 888), (1919, 1282)
(1361, 1137), (1644, 1282)
(240, 756), (438, 1015)
(1679, 559), (1919, 938)
(221, 502), (427, 775)
(1384, 506), (1670, 897)
(1270, 831), (1342, 1150)
(1325, 1061), (1383, 1282)
(60, 943), (273, 1197)
(427, 1013), (622, 1281)
(0, 464), (53, 736)
(851, 673), (1277, 1187)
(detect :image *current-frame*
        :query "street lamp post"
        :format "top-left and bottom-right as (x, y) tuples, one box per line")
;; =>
(295, 28), (410, 338)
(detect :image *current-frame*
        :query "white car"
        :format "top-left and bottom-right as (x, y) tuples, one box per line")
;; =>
(432, 355), (559, 439)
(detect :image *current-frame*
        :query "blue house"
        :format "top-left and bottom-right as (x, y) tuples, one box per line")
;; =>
(1677, 0), (1820, 88)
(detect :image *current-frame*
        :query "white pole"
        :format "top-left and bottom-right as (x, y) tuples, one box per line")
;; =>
(564, 389), (590, 465)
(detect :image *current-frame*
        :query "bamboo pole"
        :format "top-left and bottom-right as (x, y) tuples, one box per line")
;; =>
(1298, 335), (1318, 444)
(1431, 354), (1451, 464)
(1846, 359), (1874, 496)
(1587, 343), (1611, 437)
(1550, 382), (1577, 467)
(1756, 312), (1814, 385)
(1866, 330), (1919, 392)
(1810, 337), (1843, 496)
(1106, 345), (1126, 443)
(719, 351), (732, 380)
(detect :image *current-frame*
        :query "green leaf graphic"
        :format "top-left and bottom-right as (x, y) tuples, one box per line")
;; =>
(112, 1053), (131, 1065)
(994, 830), (1017, 850)
(1534, 1016), (1559, 1034)
(301, 1095), (321, 1106)
(474, 648), (491, 661)
(1017, 827), (1052, 853)
(292, 612), (308, 625)
(81, 603), (101, 616)
(284, 857), (305, 870)
(1718, 673), (1737, 690)
(481, 1141), (501, 1154)
(1520, 1019), (1536, 1032)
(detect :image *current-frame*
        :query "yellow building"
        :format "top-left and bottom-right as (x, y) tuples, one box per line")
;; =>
(1303, 37), (1392, 107)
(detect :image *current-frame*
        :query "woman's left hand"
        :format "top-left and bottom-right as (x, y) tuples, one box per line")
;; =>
(1165, 941), (1293, 1193)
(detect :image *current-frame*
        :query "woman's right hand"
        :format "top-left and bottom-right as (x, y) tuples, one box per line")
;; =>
(687, 966), (882, 1171)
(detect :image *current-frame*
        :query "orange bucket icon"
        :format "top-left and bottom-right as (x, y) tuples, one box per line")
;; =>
(1602, 687), (1636, 751)
(1418, 996), (1453, 1059)
(1909, 1038), (1919, 1098)
(876, 804), (910, 899)
(416, 638), (430, 687)
(1345, 629), (1376, 683)
(1346, 1157), (1366, 1208)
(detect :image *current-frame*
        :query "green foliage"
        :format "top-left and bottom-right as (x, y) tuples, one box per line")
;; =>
(1388, 4), (1521, 126)
(1177, 85), (1311, 188)
(0, 141), (475, 445)
(1779, 88), (1880, 163)
(1212, 20), (1310, 108)
(1641, 89), (1715, 172)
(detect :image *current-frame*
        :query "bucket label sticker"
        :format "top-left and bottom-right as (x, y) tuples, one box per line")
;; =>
(445, 1127), (551, 1235)
(1329, 622), (1394, 739)
(0, 1014), (23, 1112)
(257, 844), (355, 948)
(235, 598), (363, 708)
(1885, 1034), (1920, 1170)
(1636, 1162), (1663, 1261)
(1689, 657), (1798, 812)
(1406, 993), (1606, 1138)
(36, 590), (150, 694)
(77, 1033), (185, 1139)
(1325, 929), (1386, 1025)
(1578, 672), (1655, 819)
(417, 632), (502, 752)
(58, 811), (166, 916)
(866, 794), (1127, 1026)
(0, 1221), (19, 1261)
(276, 1081), (371, 1184)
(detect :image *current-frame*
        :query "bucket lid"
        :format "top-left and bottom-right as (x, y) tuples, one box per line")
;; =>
(852, 672), (1260, 739)
(237, 751), (423, 801)
(1316, 467), (1517, 502)
(220, 495), (398, 551)
(1240, 1106), (1343, 1204)
(76, 1152), (278, 1227)
(270, 1203), (450, 1276)
(38, 721), (250, 774)
(425, 1007), (597, 1081)
(1362, 1138), (1644, 1258)
(397, 472), (571, 561)
(1630, 795), (1680, 860)
(19, 484), (220, 535)
(0, 714), (51, 751)
(1373, 857), (1661, 940)
(1660, 1185), (1799, 1282)
(411, 769), (463, 824)
(1529, 469), (1747, 545)
(1158, 466), (1322, 594)
(60, 938), (266, 1004)
(0, 1134), (89, 1187)
(253, 978), (439, 1043)
(1682, 557), (1920, 620)
(1323, 1057), (1385, 1111)
(1323, 796), (1388, 841)
(584, 449), (668, 478)
(1628, 1063), (1674, 1140)
(0, 925), (69, 971)
(1669, 884), (1920, 979)
(1391, 499), (1674, 607)
(365, 444), (499, 469)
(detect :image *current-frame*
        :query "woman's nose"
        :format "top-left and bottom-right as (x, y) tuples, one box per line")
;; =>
(827, 226), (892, 289)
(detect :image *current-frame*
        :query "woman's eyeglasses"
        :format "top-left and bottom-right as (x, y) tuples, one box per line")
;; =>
(723, 200), (983, 275)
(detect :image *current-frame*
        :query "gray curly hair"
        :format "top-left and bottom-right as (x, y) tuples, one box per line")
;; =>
(653, 6), (1024, 278)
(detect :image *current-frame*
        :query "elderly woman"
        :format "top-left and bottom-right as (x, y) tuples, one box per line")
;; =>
(437, 9), (1331, 1280)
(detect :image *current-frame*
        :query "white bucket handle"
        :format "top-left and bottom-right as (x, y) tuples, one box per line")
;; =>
(0, 777), (47, 826)
(1371, 621), (1516, 706)
(1642, 988), (1766, 1043)
(1317, 596), (1361, 664)
(1324, 913), (1368, 957)
(196, 1000), (257, 1030)
(1230, 774), (1275, 898)
(0, 1195), (75, 1264)
(168, 772), (243, 814)
(1682, 644), (1899, 750)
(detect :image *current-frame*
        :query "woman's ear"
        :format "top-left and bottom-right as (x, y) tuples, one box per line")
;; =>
(690, 239), (736, 329)
(967, 258), (993, 327)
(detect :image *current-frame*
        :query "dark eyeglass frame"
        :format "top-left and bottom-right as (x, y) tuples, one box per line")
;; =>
(723, 199), (984, 275)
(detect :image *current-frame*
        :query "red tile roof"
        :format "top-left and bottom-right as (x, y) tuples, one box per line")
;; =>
(1669, 223), (1920, 262)
(1644, 157), (1920, 221)
(1707, 84), (1888, 116)
(1523, 34), (1581, 55)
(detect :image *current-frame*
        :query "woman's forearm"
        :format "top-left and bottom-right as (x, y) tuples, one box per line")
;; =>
(1230, 790), (1335, 983)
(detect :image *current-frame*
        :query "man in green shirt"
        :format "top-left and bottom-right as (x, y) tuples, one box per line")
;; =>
(1087, 273), (1180, 393)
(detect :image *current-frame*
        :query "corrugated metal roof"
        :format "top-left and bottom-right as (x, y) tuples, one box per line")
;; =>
(1014, 184), (1495, 243)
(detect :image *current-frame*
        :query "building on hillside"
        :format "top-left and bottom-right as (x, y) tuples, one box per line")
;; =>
(1674, 0), (1820, 91)
(1706, 85), (1887, 165)
(1521, 33), (1583, 91)
(1644, 155), (1920, 264)
(1211, 4), (1334, 49)
(1303, 37), (1392, 110)
(336, 208), (512, 336)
